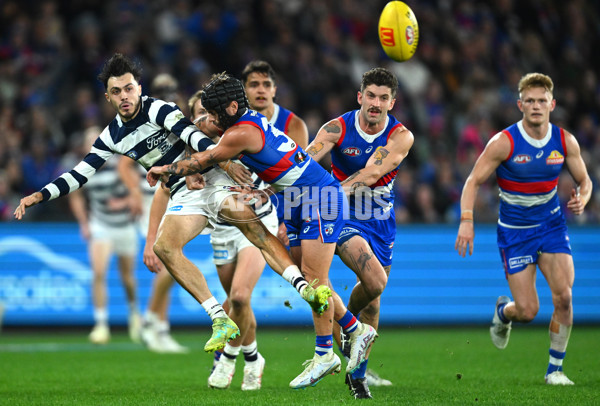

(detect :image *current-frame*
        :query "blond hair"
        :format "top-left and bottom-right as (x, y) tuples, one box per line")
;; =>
(518, 73), (554, 98)
(188, 90), (203, 117)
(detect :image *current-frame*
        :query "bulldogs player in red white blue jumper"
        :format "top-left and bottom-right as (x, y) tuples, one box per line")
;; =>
(306, 67), (414, 398)
(147, 73), (377, 390)
(455, 73), (592, 386)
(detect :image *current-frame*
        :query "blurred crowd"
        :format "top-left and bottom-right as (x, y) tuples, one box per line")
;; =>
(1, 0), (599, 224)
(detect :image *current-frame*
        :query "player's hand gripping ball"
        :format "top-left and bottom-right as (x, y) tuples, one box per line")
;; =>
(378, 1), (419, 62)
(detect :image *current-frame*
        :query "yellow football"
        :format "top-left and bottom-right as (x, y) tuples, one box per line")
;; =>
(378, 1), (419, 62)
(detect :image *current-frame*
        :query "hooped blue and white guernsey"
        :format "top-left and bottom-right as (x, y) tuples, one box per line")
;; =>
(331, 110), (403, 220)
(496, 120), (567, 227)
(39, 96), (215, 202)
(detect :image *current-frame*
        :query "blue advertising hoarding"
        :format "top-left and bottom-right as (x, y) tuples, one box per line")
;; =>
(0, 223), (598, 326)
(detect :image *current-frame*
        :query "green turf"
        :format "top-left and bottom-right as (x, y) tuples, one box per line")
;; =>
(0, 326), (598, 405)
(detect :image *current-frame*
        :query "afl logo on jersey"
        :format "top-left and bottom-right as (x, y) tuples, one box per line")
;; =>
(127, 151), (138, 160)
(512, 154), (531, 164)
(546, 150), (564, 165)
(342, 147), (362, 156)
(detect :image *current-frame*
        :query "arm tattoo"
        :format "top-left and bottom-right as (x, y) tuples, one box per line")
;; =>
(167, 157), (204, 176)
(373, 147), (389, 166)
(341, 171), (367, 194)
(323, 122), (341, 133)
(306, 142), (324, 157)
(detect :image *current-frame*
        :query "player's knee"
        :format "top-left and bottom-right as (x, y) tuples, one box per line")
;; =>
(553, 289), (572, 313)
(363, 276), (387, 299)
(153, 239), (177, 264)
(515, 302), (538, 323)
(229, 288), (251, 309)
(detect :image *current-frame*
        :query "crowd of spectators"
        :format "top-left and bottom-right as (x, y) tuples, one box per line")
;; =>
(1, 0), (599, 224)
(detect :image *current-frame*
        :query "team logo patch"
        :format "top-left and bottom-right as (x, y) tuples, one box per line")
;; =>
(127, 151), (138, 159)
(513, 154), (532, 164)
(323, 223), (334, 236)
(508, 255), (533, 269)
(294, 152), (307, 164)
(342, 147), (362, 157)
(546, 150), (564, 165)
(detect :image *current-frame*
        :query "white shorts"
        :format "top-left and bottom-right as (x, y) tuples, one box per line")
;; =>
(210, 207), (279, 265)
(89, 218), (138, 256)
(164, 168), (237, 232)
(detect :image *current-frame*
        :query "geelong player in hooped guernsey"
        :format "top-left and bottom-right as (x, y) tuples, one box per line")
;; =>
(456, 73), (592, 386)
(148, 73), (377, 390)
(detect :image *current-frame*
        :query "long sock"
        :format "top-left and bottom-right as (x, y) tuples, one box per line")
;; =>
(315, 334), (333, 356)
(223, 342), (241, 360)
(282, 265), (309, 294)
(94, 308), (108, 325)
(337, 310), (359, 335)
(213, 350), (223, 367)
(351, 359), (368, 379)
(547, 319), (572, 375)
(242, 341), (258, 363)
(497, 302), (510, 324)
(201, 297), (227, 320)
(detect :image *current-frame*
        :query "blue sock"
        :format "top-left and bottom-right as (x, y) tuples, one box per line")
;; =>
(497, 303), (509, 324)
(338, 310), (358, 334)
(546, 349), (566, 375)
(351, 359), (368, 379)
(316, 334), (333, 356)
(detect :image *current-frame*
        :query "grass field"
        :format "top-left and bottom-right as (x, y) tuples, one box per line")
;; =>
(0, 325), (599, 405)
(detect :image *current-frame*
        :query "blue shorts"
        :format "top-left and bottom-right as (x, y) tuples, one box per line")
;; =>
(337, 217), (396, 267)
(497, 216), (571, 275)
(285, 183), (347, 247)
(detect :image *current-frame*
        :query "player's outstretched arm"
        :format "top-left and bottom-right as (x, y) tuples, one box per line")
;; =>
(305, 119), (343, 162)
(147, 126), (251, 186)
(455, 132), (510, 257)
(14, 192), (43, 220)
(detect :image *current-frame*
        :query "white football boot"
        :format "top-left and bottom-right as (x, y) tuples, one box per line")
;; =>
(490, 296), (512, 349)
(89, 324), (110, 345)
(241, 353), (265, 391)
(289, 352), (341, 389)
(346, 322), (378, 373)
(545, 371), (574, 385)
(208, 356), (236, 389)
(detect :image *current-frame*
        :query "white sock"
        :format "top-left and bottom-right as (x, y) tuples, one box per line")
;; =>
(282, 265), (308, 293)
(94, 308), (108, 325)
(223, 342), (241, 359)
(201, 296), (227, 320)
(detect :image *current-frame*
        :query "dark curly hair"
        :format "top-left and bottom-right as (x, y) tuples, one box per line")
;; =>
(361, 67), (399, 98)
(97, 53), (142, 90)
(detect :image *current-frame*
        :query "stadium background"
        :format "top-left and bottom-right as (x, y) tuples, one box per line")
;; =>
(0, 0), (599, 327)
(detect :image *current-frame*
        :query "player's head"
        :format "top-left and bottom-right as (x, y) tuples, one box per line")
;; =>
(98, 53), (143, 122)
(241, 60), (277, 112)
(188, 90), (222, 138)
(517, 73), (556, 125)
(151, 73), (178, 103)
(200, 72), (249, 131)
(358, 67), (398, 125)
